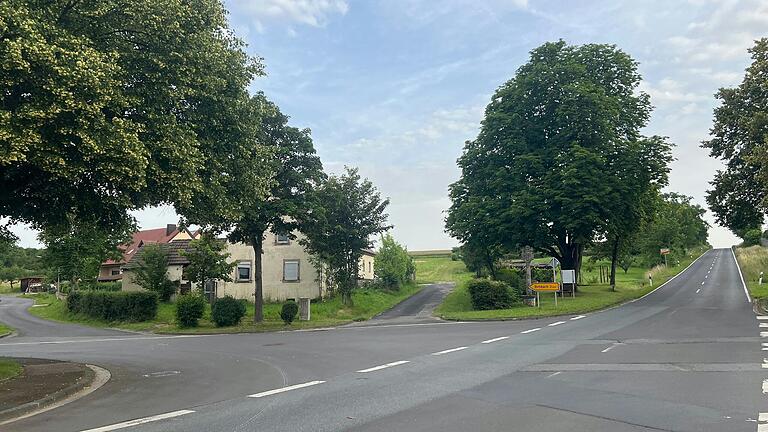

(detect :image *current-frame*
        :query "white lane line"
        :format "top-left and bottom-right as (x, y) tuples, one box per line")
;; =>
(521, 328), (541, 334)
(760, 323), (768, 328)
(731, 248), (751, 303)
(704, 274), (708, 279)
(696, 289), (701, 293)
(762, 359), (768, 369)
(356, 361), (410, 373)
(763, 380), (768, 394)
(481, 336), (509, 344)
(548, 321), (566, 327)
(761, 332), (768, 337)
(701, 281), (705, 285)
(601, 343), (622, 353)
(546, 371), (562, 378)
(248, 381), (325, 398)
(761, 412), (768, 421)
(570, 315), (586, 320)
(757, 316), (768, 320)
(79, 410), (195, 432)
(432, 346), (468, 356)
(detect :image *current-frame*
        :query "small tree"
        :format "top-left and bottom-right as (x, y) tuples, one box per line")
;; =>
(133, 244), (176, 302)
(0, 266), (25, 292)
(300, 167), (391, 305)
(374, 234), (415, 289)
(182, 235), (235, 301)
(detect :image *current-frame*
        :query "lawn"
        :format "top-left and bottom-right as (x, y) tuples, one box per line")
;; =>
(413, 254), (474, 284)
(0, 358), (22, 381)
(436, 246), (709, 320)
(735, 245), (768, 299)
(26, 283), (423, 333)
(0, 322), (12, 337)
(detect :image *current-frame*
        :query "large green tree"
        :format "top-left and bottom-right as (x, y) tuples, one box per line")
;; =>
(639, 193), (709, 266)
(703, 38), (768, 239)
(179, 94), (324, 322)
(447, 41), (656, 279)
(300, 168), (391, 305)
(182, 235), (235, 302)
(0, 0), (266, 236)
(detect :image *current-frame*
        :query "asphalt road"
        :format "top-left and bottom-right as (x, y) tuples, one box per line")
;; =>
(369, 282), (454, 323)
(0, 248), (763, 432)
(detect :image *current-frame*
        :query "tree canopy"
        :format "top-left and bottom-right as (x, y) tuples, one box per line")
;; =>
(0, 0), (267, 236)
(703, 38), (768, 239)
(446, 41), (670, 280)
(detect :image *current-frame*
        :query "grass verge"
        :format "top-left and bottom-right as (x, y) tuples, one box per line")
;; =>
(26, 283), (423, 333)
(0, 322), (12, 337)
(0, 358), (22, 381)
(734, 245), (768, 299)
(436, 246), (708, 320)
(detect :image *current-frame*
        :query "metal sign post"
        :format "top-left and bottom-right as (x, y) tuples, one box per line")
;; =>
(531, 282), (560, 307)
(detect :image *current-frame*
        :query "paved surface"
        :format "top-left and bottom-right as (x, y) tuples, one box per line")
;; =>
(0, 248), (763, 432)
(369, 282), (455, 323)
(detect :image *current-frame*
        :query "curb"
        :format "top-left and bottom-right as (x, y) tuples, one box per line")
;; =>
(0, 363), (109, 424)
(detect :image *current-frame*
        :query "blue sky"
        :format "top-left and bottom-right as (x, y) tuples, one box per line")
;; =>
(11, 0), (768, 249)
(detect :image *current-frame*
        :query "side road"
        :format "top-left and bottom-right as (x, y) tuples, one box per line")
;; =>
(0, 296), (128, 338)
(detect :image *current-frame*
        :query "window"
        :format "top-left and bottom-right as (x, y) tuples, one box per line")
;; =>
(236, 261), (251, 282)
(111, 269), (121, 276)
(368, 261), (372, 273)
(276, 233), (290, 245)
(283, 260), (300, 282)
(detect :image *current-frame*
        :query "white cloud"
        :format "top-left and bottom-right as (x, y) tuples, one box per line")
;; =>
(228, 0), (348, 30)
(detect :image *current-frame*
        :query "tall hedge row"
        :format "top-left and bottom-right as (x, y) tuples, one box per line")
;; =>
(67, 290), (158, 322)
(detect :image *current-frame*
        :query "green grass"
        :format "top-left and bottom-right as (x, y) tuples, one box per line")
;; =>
(413, 254), (474, 284)
(26, 283), (423, 333)
(436, 246), (708, 320)
(735, 245), (768, 299)
(0, 358), (22, 381)
(0, 322), (12, 337)
(0, 282), (17, 294)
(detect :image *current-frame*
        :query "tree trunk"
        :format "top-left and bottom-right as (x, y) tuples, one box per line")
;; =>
(485, 250), (497, 280)
(558, 241), (581, 292)
(610, 238), (619, 291)
(252, 235), (264, 323)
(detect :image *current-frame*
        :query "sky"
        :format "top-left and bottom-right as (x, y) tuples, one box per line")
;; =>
(10, 0), (768, 250)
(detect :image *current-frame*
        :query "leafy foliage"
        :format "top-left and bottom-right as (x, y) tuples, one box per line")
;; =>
(132, 244), (176, 301)
(467, 279), (517, 310)
(211, 296), (247, 327)
(280, 301), (299, 325)
(703, 38), (768, 239)
(743, 229), (763, 247)
(446, 41), (666, 283)
(175, 294), (206, 328)
(300, 167), (391, 305)
(374, 234), (415, 289)
(637, 193), (709, 265)
(67, 290), (158, 322)
(182, 235), (235, 299)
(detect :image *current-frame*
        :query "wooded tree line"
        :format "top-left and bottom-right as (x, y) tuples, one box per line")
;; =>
(446, 41), (709, 289)
(0, 0), (391, 319)
(704, 38), (768, 244)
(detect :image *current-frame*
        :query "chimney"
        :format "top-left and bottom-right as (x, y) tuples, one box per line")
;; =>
(166, 224), (177, 236)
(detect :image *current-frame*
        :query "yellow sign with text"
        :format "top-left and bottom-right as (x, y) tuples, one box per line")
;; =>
(531, 282), (560, 292)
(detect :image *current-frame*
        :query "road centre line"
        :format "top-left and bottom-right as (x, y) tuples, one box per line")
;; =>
(248, 381), (325, 398)
(701, 281), (705, 285)
(548, 321), (566, 327)
(521, 328), (541, 334)
(357, 361), (410, 373)
(481, 336), (509, 344)
(763, 380), (768, 394)
(601, 343), (622, 353)
(432, 346), (468, 356)
(546, 371), (562, 378)
(571, 315), (586, 320)
(79, 410), (195, 432)
(762, 359), (768, 369)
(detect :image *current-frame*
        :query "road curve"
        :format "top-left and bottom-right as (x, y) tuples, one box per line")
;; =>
(0, 248), (763, 432)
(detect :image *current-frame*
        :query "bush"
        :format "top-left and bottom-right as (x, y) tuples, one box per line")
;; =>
(280, 301), (299, 325)
(66, 290), (158, 322)
(92, 281), (122, 291)
(176, 294), (206, 328)
(743, 229), (763, 246)
(374, 234), (415, 289)
(496, 268), (525, 296)
(467, 279), (517, 310)
(211, 296), (246, 327)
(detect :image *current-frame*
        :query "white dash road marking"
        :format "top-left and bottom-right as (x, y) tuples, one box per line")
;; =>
(761, 332), (768, 338)
(248, 381), (325, 398)
(763, 380), (768, 394)
(546, 371), (562, 378)
(481, 336), (509, 344)
(521, 328), (541, 334)
(760, 323), (768, 328)
(548, 321), (566, 327)
(432, 346), (468, 356)
(762, 359), (768, 369)
(758, 316), (768, 320)
(701, 281), (705, 285)
(79, 410), (195, 432)
(601, 343), (622, 353)
(356, 361), (410, 373)
(570, 315), (586, 320)
(696, 289), (701, 293)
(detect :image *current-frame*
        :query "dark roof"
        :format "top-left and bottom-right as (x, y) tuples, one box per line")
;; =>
(124, 239), (194, 269)
(361, 249), (377, 256)
(103, 226), (182, 265)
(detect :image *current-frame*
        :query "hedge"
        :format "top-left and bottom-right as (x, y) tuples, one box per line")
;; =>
(67, 290), (158, 322)
(467, 279), (518, 310)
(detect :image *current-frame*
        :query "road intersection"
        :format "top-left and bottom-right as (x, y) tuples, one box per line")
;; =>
(0, 248), (763, 431)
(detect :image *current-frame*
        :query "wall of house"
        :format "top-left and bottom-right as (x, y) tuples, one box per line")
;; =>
(122, 265), (185, 292)
(98, 264), (122, 280)
(359, 254), (375, 280)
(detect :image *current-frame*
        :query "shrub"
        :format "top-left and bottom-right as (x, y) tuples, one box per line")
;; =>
(66, 290), (158, 322)
(467, 279), (517, 310)
(374, 234), (415, 289)
(743, 229), (763, 246)
(92, 281), (122, 291)
(280, 301), (299, 325)
(176, 294), (206, 328)
(211, 296), (246, 327)
(496, 268), (526, 297)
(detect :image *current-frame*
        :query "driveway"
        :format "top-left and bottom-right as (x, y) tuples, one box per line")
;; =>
(369, 282), (455, 323)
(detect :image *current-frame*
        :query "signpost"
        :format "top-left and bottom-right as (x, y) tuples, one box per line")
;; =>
(660, 248), (670, 267)
(562, 269), (576, 298)
(531, 282), (560, 307)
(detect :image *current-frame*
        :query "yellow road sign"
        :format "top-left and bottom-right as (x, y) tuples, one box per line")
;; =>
(531, 282), (560, 292)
